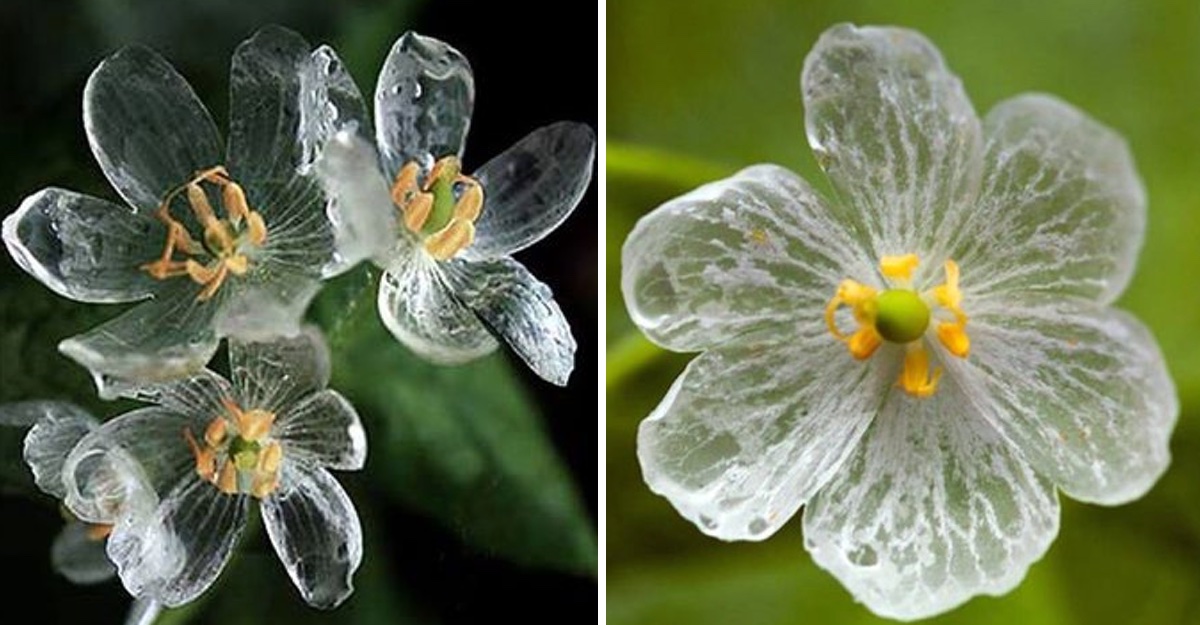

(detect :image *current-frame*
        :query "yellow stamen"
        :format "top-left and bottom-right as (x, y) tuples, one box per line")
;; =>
(216, 461), (238, 495)
(403, 192), (434, 232)
(453, 176), (483, 221)
(900, 344), (941, 398)
(185, 428), (217, 481)
(937, 322), (971, 358)
(86, 524), (114, 541)
(204, 418), (228, 448)
(847, 326), (882, 360)
(389, 156), (486, 260)
(880, 254), (920, 281)
(424, 220), (476, 261)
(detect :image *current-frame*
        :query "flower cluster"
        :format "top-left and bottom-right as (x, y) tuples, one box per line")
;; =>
(622, 23), (1177, 620)
(1, 25), (591, 612)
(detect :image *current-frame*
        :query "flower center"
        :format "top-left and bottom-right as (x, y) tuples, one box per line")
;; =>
(142, 166), (268, 301)
(389, 156), (484, 260)
(184, 397), (282, 499)
(825, 253), (970, 398)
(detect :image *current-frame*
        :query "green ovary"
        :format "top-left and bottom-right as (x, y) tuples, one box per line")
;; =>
(873, 289), (930, 343)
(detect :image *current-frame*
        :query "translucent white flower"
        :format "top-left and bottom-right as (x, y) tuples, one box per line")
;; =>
(621, 23), (1177, 620)
(2, 26), (357, 397)
(301, 32), (595, 385)
(58, 330), (367, 609)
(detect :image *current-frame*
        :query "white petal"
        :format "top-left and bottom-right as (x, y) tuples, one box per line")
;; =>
(275, 390), (366, 471)
(107, 475), (250, 607)
(58, 283), (219, 398)
(802, 24), (983, 256)
(947, 297), (1177, 505)
(469, 122), (596, 258)
(803, 389), (1060, 621)
(621, 164), (867, 352)
(21, 401), (98, 498)
(51, 521), (117, 585)
(298, 45), (369, 170)
(114, 369), (235, 422)
(377, 250), (498, 364)
(953, 94), (1145, 305)
(216, 270), (321, 342)
(84, 45), (222, 214)
(3, 189), (164, 303)
(637, 335), (893, 541)
(229, 330), (331, 414)
(262, 464), (363, 609)
(373, 31), (474, 176)
(444, 257), (575, 385)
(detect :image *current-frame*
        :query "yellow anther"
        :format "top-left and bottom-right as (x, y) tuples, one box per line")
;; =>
(424, 220), (476, 261)
(224, 254), (249, 277)
(932, 260), (962, 310)
(454, 177), (483, 221)
(825, 279), (877, 339)
(391, 162), (421, 207)
(185, 428), (218, 481)
(403, 192), (434, 232)
(216, 461), (238, 495)
(880, 254), (920, 281)
(390, 156), (486, 260)
(259, 442), (283, 473)
(245, 211), (267, 246)
(204, 418), (228, 448)
(250, 473), (280, 499)
(937, 322), (971, 358)
(86, 524), (114, 541)
(222, 181), (250, 225)
(847, 326), (882, 360)
(900, 345), (941, 398)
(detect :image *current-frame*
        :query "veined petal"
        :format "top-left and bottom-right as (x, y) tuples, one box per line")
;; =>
(622, 164), (867, 352)
(58, 283), (219, 398)
(84, 45), (222, 214)
(378, 250), (498, 364)
(107, 474), (250, 607)
(262, 464), (363, 609)
(64, 407), (200, 500)
(953, 94), (1145, 305)
(469, 122), (596, 258)
(637, 334), (893, 541)
(3, 189), (164, 303)
(229, 330), (331, 414)
(947, 296), (1177, 505)
(217, 268), (321, 342)
(275, 390), (366, 471)
(444, 257), (575, 386)
(21, 401), (98, 498)
(113, 369), (234, 423)
(374, 31), (474, 176)
(802, 23), (983, 257)
(52, 521), (117, 585)
(803, 388), (1060, 621)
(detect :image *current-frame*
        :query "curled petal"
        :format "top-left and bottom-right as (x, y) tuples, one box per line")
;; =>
(803, 389), (1060, 621)
(3, 189), (164, 303)
(445, 257), (575, 385)
(275, 390), (366, 471)
(470, 122), (596, 258)
(20, 401), (98, 498)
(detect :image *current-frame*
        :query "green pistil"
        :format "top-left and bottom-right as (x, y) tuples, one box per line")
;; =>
(873, 289), (930, 343)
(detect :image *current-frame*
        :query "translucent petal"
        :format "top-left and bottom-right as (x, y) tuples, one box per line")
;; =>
(216, 268), (321, 342)
(803, 389), (1060, 621)
(621, 164), (868, 352)
(951, 94), (1145, 305)
(374, 31), (474, 176)
(444, 257), (575, 386)
(58, 283), (219, 398)
(946, 296), (1177, 505)
(378, 250), (498, 364)
(84, 45), (222, 214)
(114, 369), (235, 423)
(310, 129), (398, 272)
(298, 45), (370, 170)
(124, 599), (162, 625)
(802, 24), (983, 256)
(274, 390), (366, 471)
(64, 407), (200, 502)
(227, 26), (312, 204)
(262, 464), (363, 608)
(229, 330), (331, 414)
(21, 401), (98, 498)
(637, 335), (894, 541)
(107, 475), (250, 607)
(469, 122), (596, 258)
(3, 189), (164, 303)
(52, 521), (117, 585)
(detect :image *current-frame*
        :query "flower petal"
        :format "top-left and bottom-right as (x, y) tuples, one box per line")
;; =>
(444, 257), (575, 385)
(21, 401), (98, 498)
(84, 45), (222, 213)
(3, 189), (165, 303)
(229, 330), (331, 414)
(469, 122), (596, 258)
(112, 369), (235, 423)
(107, 475), (250, 607)
(64, 407), (200, 502)
(378, 250), (498, 364)
(802, 24), (983, 256)
(374, 31), (474, 176)
(58, 283), (219, 398)
(217, 270), (321, 342)
(51, 521), (117, 585)
(637, 335), (893, 541)
(262, 464), (363, 609)
(621, 164), (867, 352)
(803, 390), (1060, 621)
(947, 296), (1177, 505)
(953, 94), (1145, 305)
(275, 390), (366, 471)
(124, 599), (162, 625)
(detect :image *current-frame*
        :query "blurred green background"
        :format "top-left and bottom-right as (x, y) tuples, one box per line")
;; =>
(607, 1), (1200, 624)
(0, 0), (596, 623)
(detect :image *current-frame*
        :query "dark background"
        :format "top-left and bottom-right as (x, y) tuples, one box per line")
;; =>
(0, 0), (596, 623)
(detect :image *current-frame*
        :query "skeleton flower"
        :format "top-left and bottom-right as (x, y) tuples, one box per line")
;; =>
(622, 24), (1176, 620)
(57, 330), (366, 609)
(3, 26), (356, 396)
(303, 32), (595, 385)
